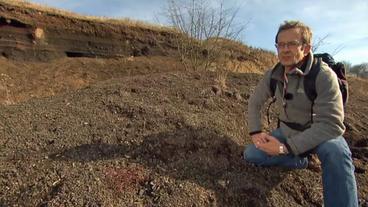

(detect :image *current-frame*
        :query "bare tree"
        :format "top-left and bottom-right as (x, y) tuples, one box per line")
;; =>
(350, 63), (368, 77)
(341, 60), (352, 73)
(313, 34), (345, 56)
(164, 0), (246, 73)
(312, 34), (330, 52)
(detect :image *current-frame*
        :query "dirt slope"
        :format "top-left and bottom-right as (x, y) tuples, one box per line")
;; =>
(0, 56), (184, 104)
(0, 71), (367, 206)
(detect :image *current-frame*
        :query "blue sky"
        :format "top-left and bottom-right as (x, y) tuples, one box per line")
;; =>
(27, 0), (367, 65)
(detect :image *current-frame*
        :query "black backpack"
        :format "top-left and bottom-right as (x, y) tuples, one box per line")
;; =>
(267, 53), (348, 127)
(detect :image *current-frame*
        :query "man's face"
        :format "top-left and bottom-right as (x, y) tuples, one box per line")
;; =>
(276, 28), (311, 69)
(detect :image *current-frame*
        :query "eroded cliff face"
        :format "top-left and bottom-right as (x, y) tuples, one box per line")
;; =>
(0, 2), (177, 61)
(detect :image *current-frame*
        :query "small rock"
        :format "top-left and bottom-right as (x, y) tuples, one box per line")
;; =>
(217, 179), (227, 188)
(47, 139), (55, 145)
(355, 167), (366, 174)
(224, 90), (233, 97)
(211, 85), (221, 95)
(234, 91), (243, 101)
(138, 189), (145, 196)
(194, 74), (201, 80)
(52, 179), (61, 186)
(359, 199), (368, 207)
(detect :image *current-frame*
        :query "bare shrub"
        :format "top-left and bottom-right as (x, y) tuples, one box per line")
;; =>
(164, 0), (247, 80)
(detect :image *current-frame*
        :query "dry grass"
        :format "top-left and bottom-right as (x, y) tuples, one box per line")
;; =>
(0, 0), (174, 32)
(0, 73), (13, 105)
(207, 38), (277, 74)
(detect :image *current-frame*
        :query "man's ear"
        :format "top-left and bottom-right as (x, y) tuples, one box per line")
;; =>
(303, 44), (312, 55)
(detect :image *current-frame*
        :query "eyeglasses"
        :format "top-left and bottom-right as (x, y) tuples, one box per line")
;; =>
(275, 40), (303, 49)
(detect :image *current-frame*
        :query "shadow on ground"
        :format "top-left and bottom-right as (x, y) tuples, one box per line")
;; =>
(50, 125), (290, 206)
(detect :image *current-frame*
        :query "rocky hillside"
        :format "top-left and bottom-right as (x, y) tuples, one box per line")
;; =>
(0, 0), (276, 65)
(0, 0), (177, 61)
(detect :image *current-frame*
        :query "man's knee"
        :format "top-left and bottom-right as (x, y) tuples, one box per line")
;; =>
(317, 137), (352, 163)
(243, 144), (267, 164)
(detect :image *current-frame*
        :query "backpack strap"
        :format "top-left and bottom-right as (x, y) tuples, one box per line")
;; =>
(269, 63), (282, 97)
(267, 63), (282, 126)
(267, 76), (278, 126)
(270, 77), (277, 97)
(303, 57), (322, 123)
(266, 95), (277, 126)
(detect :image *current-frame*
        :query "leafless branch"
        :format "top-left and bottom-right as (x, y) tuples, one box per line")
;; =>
(164, 0), (246, 73)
